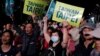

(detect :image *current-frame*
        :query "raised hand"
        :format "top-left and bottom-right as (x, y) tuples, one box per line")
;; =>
(10, 14), (14, 21)
(43, 16), (48, 23)
(62, 20), (69, 27)
(31, 13), (36, 18)
(31, 13), (36, 20)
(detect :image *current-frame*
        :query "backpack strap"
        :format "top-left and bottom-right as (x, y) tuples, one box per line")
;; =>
(48, 47), (56, 56)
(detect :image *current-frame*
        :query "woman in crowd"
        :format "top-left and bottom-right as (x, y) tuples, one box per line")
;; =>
(74, 22), (95, 56)
(43, 16), (69, 56)
(0, 30), (21, 56)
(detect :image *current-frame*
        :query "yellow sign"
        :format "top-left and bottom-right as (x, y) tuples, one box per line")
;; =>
(23, 0), (47, 15)
(52, 1), (85, 27)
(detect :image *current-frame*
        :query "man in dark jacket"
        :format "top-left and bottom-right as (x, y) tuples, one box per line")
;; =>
(13, 19), (40, 56)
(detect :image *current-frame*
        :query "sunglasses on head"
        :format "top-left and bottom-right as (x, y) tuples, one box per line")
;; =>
(93, 37), (100, 40)
(87, 38), (93, 40)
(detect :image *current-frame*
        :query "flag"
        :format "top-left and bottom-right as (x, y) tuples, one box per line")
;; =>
(46, 0), (55, 19)
(5, 0), (14, 16)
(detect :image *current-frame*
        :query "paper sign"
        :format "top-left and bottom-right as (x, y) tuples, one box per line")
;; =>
(23, 0), (47, 15)
(52, 1), (85, 27)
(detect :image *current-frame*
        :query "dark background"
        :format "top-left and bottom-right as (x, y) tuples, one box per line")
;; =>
(0, 0), (99, 29)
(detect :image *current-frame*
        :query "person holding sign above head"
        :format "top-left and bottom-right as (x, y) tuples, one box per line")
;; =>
(42, 16), (69, 56)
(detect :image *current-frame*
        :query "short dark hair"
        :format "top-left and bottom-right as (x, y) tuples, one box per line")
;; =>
(51, 29), (63, 41)
(47, 27), (54, 31)
(1, 30), (14, 45)
(25, 23), (34, 28)
(5, 22), (12, 25)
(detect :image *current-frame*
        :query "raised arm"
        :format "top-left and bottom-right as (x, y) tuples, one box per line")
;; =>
(31, 13), (36, 23)
(43, 16), (50, 43)
(61, 21), (69, 48)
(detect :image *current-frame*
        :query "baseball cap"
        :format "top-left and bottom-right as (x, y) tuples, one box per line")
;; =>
(80, 22), (96, 31)
(89, 27), (100, 39)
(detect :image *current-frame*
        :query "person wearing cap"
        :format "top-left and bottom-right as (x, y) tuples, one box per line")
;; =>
(74, 22), (96, 56)
(89, 28), (100, 56)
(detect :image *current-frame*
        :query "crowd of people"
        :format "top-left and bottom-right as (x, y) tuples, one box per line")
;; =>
(0, 13), (100, 56)
(0, 0), (100, 56)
